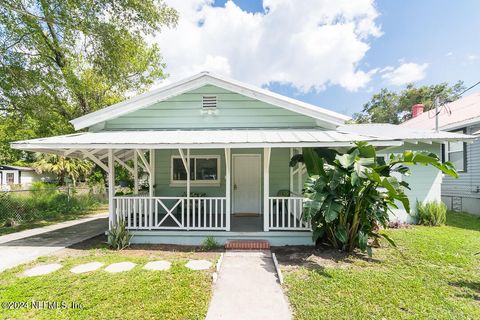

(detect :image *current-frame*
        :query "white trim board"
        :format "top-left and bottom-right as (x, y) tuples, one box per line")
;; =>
(70, 72), (351, 130)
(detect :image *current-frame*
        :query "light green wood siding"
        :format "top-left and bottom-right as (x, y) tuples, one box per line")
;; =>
(154, 148), (291, 203)
(103, 85), (318, 130)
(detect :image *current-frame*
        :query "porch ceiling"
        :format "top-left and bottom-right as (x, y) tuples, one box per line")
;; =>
(10, 129), (403, 159)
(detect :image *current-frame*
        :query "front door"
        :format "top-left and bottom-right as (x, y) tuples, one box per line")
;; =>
(233, 154), (261, 214)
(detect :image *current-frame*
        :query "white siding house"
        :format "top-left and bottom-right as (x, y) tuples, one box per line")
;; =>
(0, 165), (50, 189)
(10, 72), (475, 245)
(402, 92), (480, 215)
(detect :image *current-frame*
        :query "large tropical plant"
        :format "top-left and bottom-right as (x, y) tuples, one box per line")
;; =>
(290, 142), (457, 255)
(32, 153), (94, 186)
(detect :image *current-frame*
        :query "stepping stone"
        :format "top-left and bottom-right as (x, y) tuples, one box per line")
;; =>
(105, 262), (136, 273)
(144, 261), (171, 271)
(23, 263), (62, 277)
(70, 262), (104, 274)
(185, 260), (212, 270)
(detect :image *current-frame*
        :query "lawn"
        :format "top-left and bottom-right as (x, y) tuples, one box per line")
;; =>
(0, 237), (219, 319)
(277, 212), (480, 320)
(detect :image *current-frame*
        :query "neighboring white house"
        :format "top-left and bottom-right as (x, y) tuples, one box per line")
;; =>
(402, 92), (480, 215)
(0, 165), (50, 189)
(10, 72), (475, 245)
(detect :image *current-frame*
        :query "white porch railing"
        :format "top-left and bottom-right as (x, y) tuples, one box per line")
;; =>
(114, 196), (227, 230)
(268, 197), (311, 230)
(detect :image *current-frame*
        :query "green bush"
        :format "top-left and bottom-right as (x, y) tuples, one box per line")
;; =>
(201, 236), (219, 251)
(415, 201), (447, 226)
(107, 219), (132, 250)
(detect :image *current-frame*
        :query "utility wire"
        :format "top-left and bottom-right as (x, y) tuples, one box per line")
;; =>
(428, 80), (480, 119)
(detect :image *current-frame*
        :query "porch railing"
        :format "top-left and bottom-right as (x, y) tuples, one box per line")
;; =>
(114, 196), (227, 230)
(268, 196), (311, 230)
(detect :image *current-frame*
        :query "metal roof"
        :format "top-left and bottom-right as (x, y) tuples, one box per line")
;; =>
(11, 129), (403, 159)
(0, 165), (33, 171)
(337, 124), (476, 143)
(401, 91), (480, 131)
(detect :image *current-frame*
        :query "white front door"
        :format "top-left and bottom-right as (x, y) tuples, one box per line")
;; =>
(233, 154), (261, 214)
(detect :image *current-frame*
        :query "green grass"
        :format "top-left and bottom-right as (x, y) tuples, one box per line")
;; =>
(0, 246), (216, 319)
(283, 212), (480, 320)
(0, 205), (108, 236)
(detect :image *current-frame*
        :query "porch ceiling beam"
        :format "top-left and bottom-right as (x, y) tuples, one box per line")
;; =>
(114, 155), (134, 175)
(80, 149), (109, 172)
(136, 149), (151, 174)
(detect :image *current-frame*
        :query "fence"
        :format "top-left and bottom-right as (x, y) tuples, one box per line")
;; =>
(0, 187), (107, 225)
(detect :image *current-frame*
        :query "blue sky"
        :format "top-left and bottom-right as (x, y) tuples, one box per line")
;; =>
(158, 0), (480, 116)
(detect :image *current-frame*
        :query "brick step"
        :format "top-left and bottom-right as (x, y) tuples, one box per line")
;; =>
(224, 240), (270, 250)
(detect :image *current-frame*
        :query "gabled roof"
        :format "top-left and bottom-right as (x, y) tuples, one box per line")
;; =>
(0, 165), (33, 171)
(70, 72), (351, 130)
(401, 91), (480, 131)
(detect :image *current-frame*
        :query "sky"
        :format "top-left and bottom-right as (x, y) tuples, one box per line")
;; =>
(152, 0), (480, 116)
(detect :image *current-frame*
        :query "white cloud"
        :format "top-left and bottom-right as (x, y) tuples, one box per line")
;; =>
(381, 62), (428, 86)
(467, 54), (479, 61)
(446, 52), (453, 57)
(153, 0), (382, 92)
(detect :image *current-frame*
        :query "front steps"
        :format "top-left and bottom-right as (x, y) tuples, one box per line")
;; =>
(224, 240), (270, 250)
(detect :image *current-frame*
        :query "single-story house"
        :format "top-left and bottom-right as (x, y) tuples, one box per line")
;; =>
(11, 72), (475, 245)
(0, 165), (51, 189)
(402, 92), (480, 214)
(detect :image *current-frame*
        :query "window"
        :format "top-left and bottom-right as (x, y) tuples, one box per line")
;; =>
(446, 129), (467, 172)
(171, 156), (220, 185)
(6, 173), (14, 185)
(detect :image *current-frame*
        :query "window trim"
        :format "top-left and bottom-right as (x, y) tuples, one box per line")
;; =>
(170, 155), (221, 187)
(445, 128), (467, 173)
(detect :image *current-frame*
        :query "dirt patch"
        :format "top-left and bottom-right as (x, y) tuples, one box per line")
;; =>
(53, 234), (222, 260)
(272, 245), (376, 271)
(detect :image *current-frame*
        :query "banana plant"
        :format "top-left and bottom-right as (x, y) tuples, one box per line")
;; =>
(290, 142), (457, 256)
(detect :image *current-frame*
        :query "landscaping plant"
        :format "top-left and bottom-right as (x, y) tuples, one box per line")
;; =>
(290, 142), (458, 255)
(107, 218), (132, 250)
(201, 236), (219, 251)
(415, 200), (447, 226)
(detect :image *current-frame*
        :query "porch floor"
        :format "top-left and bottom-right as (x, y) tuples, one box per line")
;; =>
(231, 215), (263, 232)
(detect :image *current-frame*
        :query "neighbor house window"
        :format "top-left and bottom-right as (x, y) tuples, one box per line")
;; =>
(446, 129), (467, 172)
(171, 155), (220, 185)
(6, 173), (14, 185)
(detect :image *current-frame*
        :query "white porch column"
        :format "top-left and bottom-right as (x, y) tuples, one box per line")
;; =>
(224, 148), (231, 231)
(108, 149), (115, 229)
(186, 149), (191, 230)
(149, 149), (155, 229)
(133, 151), (139, 195)
(263, 147), (271, 231)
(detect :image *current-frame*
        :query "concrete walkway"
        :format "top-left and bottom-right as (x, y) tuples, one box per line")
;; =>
(0, 214), (108, 272)
(206, 251), (292, 320)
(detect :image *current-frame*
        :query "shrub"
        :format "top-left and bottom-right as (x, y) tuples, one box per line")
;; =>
(291, 142), (458, 256)
(201, 236), (219, 251)
(415, 201), (447, 226)
(107, 218), (132, 250)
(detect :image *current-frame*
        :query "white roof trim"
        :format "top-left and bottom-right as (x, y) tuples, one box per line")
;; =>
(70, 72), (350, 130)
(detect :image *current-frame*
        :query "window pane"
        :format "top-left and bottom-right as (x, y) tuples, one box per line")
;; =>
(172, 158), (195, 180)
(448, 141), (463, 153)
(6, 173), (14, 184)
(448, 151), (464, 171)
(195, 158), (218, 180)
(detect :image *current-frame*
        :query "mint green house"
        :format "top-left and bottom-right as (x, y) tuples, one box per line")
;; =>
(11, 72), (474, 245)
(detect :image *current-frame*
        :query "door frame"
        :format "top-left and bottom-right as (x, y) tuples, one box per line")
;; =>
(231, 154), (262, 214)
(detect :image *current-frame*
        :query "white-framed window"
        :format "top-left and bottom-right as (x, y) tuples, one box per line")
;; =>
(171, 155), (221, 186)
(6, 172), (15, 185)
(445, 129), (466, 172)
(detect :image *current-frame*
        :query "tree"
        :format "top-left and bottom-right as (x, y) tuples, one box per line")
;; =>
(0, 0), (178, 163)
(290, 143), (457, 255)
(32, 153), (94, 186)
(353, 82), (465, 124)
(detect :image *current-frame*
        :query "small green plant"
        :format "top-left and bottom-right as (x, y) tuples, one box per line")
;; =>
(201, 236), (219, 251)
(107, 218), (132, 250)
(415, 201), (447, 226)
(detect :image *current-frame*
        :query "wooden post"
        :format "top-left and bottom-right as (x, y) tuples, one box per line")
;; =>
(133, 150), (139, 195)
(224, 148), (231, 231)
(149, 149), (155, 229)
(263, 147), (271, 231)
(108, 149), (115, 229)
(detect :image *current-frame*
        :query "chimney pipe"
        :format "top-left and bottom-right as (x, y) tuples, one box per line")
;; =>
(412, 104), (424, 118)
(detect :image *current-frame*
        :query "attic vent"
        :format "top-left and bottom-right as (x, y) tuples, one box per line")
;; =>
(202, 96), (217, 109)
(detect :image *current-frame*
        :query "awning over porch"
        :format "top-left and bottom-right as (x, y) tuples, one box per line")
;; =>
(10, 128), (407, 158)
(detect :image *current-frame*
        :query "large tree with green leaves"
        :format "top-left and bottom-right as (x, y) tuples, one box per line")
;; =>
(0, 0), (177, 163)
(353, 82), (465, 124)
